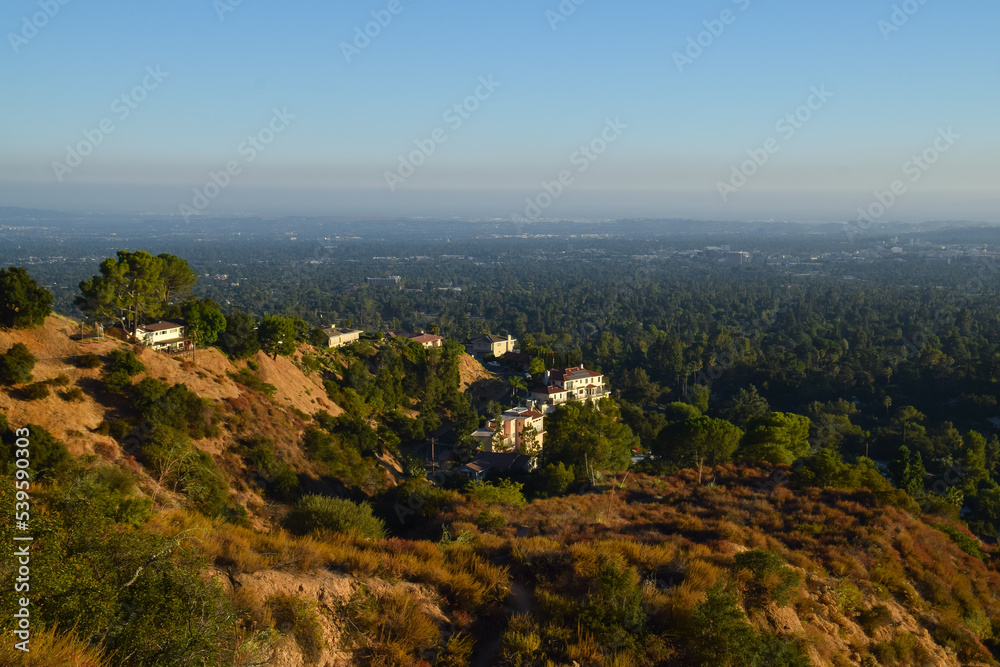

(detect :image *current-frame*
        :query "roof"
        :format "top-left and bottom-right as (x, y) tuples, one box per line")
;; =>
(472, 334), (513, 344)
(531, 385), (568, 395)
(462, 451), (535, 473)
(502, 407), (544, 419)
(323, 328), (363, 337)
(139, 320), (184, 333)
(563, 366), (603, 381)
(409, 333), (443, 344)
(549, 366), (603, 384)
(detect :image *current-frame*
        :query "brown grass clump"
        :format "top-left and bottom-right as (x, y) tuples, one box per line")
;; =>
(0, 626), (107, 667)
(339, 586), (442, 666)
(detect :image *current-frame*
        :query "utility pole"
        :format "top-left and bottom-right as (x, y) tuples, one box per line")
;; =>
(430, 437), (436, 474)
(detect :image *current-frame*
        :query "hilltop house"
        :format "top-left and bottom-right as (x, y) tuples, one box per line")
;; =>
(136, 320), (190, 353)
(392, 331), (444, 349)
(466, 334), (517, 359)
(472, 406), (545, 454)
(322, 327), (363, 349)
(528, 365), (607, 413)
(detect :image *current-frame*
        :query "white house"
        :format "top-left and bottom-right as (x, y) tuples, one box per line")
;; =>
(136, 320), (190, 353)
(322, 327), (363, 349)
(528, 365), (607, 413)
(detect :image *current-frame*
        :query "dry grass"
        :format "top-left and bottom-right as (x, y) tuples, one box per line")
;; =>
(0, 626), (107, 667)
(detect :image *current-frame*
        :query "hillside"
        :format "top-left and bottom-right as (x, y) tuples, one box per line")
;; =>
(2, 318), (1000, 666)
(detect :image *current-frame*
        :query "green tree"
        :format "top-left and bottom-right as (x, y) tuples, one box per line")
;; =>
(541, 400), (637, 476)
(534, 462), (574, 498)
(686, 383), (710, 413)
(0, 266), (53, 329)
(654, 416), (744, 483)
(183, 298), (227, 361)
(0, 343), (36, 385)
(720, 385), (769, 428)
(258, 313), (298, 359)
(520, 422), (540, 455)
(739, 412), (812, 465)
(218, 310), (260, 359)
(889, 445), (926, 496)
(77, 250), (164, 335)
(662, 401), (702, 423)
(156, 253), (198, 306)
(682, 585), (760, 666)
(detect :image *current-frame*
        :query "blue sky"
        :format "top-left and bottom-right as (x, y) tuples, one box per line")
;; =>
(0, 0), (997, 221)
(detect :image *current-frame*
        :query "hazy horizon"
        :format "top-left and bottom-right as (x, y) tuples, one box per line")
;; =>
(2, 0), (997, 222)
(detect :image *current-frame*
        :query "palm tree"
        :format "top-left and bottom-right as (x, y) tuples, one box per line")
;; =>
(508, 376), (527, 401)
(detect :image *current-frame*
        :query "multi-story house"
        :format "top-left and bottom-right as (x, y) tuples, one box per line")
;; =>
(472, 407), (545, 454)
(135, 320), (190, 353)
(528, 365), (607, 413)
(466, 334), (517, 359)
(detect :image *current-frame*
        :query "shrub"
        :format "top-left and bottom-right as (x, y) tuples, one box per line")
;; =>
(467, 479), (526, 507)
(1, 423), (72, 481)
(130, 378), (215, 439)
(102, 369), (133, 394)
(107, 419), (133, 441)
(229, 368), (277, 397)
(0, 342), (36, 385)
(286, 494), (386, 540)
(61, 387), (86, 402)
(21, 382), (51, 400)
(76, 352), (102, 369)
(932, 523), (983, 559)
(239, 437), (299, 501)
(579, 560), (646, 653)
(268, 594), (324, 662)
(732, 550), (801, 609)
(0, 266), (52, 329)
(106, 348), (145, 376)
(858, 604), (894, 636)
(49, 374), (71, 387)
(681, 584), (761, 665)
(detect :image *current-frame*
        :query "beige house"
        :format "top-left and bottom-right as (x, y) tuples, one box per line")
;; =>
(136, 321), (190, 353)
(467, 334), (517, 359)
(393, 332), (444, 349)
(322, 327), (363, 348)
(529, 366), (607, 413)
(472, 407), (545, 454)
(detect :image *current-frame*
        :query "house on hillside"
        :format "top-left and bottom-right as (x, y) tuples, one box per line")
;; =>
(466, 334), (517, 359)
(500, 351), (532, 371)
(459, 451), (537, 481)
(322, 327), (363, 349)
(136, 320), (191, 353)
(472, 406), (545, 454)
(528, 365), (607, 413)
(392, 331), (444, 349)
